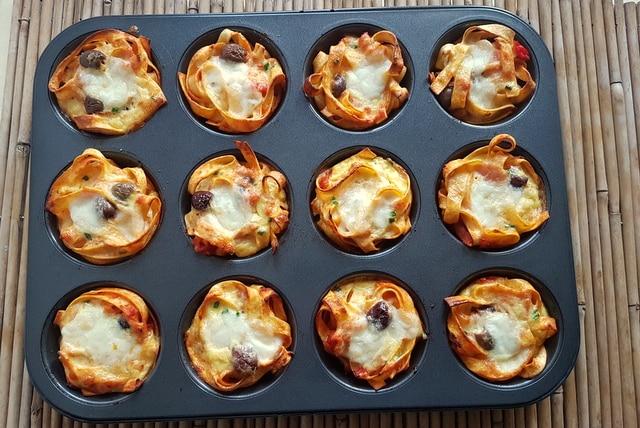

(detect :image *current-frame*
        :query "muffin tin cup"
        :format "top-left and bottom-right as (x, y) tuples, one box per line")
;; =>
(27, 6), (579, 423)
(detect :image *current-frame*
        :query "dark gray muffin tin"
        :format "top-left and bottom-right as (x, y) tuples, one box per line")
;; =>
(26, 6), (579, 423)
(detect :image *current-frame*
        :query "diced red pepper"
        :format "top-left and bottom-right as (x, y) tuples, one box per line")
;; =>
(513, 41), (530, 61)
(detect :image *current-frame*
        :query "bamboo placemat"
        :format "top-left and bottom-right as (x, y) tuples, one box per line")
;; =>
(1, 0), (638, 426)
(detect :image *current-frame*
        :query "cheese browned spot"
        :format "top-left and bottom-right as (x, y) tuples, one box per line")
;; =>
(54, 287), (160, 396)
(444, 276), (557, 381)
(184, 280), (293, 391)
(311, 147), (412, 253)
(178, 29), (285, 133)
(48, 28), (166, 135)
(184, 140), (289, 258)
(429, 23), (535, 124)
(303, 30), (409, 130)
(315, 277), (426, 390)
(438, 133), (548, 249)
(46, 148), (162, 264)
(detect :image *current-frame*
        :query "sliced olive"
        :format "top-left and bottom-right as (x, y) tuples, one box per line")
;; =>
(510, 175), (529, 188)
(220, 43), (248, 63)
(436, 84), (453, 108)
(112, 183), (136, 200)
(231, 344), (258, 377)
(79, 49), (106, 69)
(366, 300), (391, 331)
(84, 96), (104, 114)
(95, 196), (117, 219)
(331, 74), (347, 98)
(191, 191), (213, 210)
(474, 329), (495, 351)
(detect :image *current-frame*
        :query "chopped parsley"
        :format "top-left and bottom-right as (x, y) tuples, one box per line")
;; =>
(257, 229), (266, 236)
(350, 42), (358, 49)
(532, 309), (540, 321)
(389, 210), (397, 224)
(213, 301), (220, 309)
(263, 62), (272, 71)
(84, 233), (92, 241)
(331, 197), (339, 205)
(111, 107), (120, 113)
(221, 308), (229, 315)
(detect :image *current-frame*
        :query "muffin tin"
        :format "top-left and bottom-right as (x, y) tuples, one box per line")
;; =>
(26, 6), (579, 423)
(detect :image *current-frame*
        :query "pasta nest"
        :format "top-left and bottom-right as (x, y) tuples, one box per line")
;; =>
(54, 287), (160, 396)
(303, 30), (409, 130)
(316, 276), (426, 390)
(429, 23), (536, 124)
(48, 28), (167, 135)
(311, 147), (412, 253)
(178, 29), (286, 133)
(438, 133), (549, 249)
(184, 140), (289, 257)
(445, 276), (557, 381)
(185, 280), (293, 391)
(46, 148), (162, 264)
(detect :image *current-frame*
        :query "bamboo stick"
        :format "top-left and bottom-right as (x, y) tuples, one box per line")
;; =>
(623, 5), (640, 423)
(554, 2), (585, 424)
(603, 3), (638, 426)
(571, 0), (608, 425)
(577, 1), (616, 426)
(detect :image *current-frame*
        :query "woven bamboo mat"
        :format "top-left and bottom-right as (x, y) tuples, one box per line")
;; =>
(1, 0), (638, 426)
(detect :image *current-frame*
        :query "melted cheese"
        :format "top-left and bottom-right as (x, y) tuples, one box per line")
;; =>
(60, 302), (142, 368)
(69, 194), (106, 235)
(345, 56), (392, 104)
(204, 57), (265, 118)
(346, 305), (423, 370)
(199, 182), (252, 233)
(335, 176), (397, 234)
(469, 170), (530, 228)
(69, 193), (147, 242)
(463, 40), (499, 109)
(469, 311), (530, 373)
(77, 56), (138, 111)
(200, 305), (283, 364)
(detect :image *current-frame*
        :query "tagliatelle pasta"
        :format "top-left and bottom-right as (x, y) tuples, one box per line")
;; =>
(178, 29), (286, 133)
(54, 287), (160, 396)
(444, 276), (557, 381)
(303, 30), (409, 130)
(46, 149), (162, 265)
(438, 133), (549, 249)
(184, 280), (293, 392)
(184, 141), (289, 257)
(429, 23), (535, 124)
(316, 276), (426, 390)
(48, 27), (167, 135)
(311, 148), (412, 253)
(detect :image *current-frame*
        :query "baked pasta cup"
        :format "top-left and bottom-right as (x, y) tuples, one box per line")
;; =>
(316, 276), (426, 390)
(311, 148), (412, 253)
(445, 276), (557, 382)
(48, 27), (167, 135)
(438, 133), (549, 249)
(429, 23), (535, 124)
(303, 30), (409, 130)
(184, 141), (289, 257)
(54, 287), (160, 396)
(178, 29), (286, 133)
(46, 149), (162, 265)
(185, 280), (293, 392)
